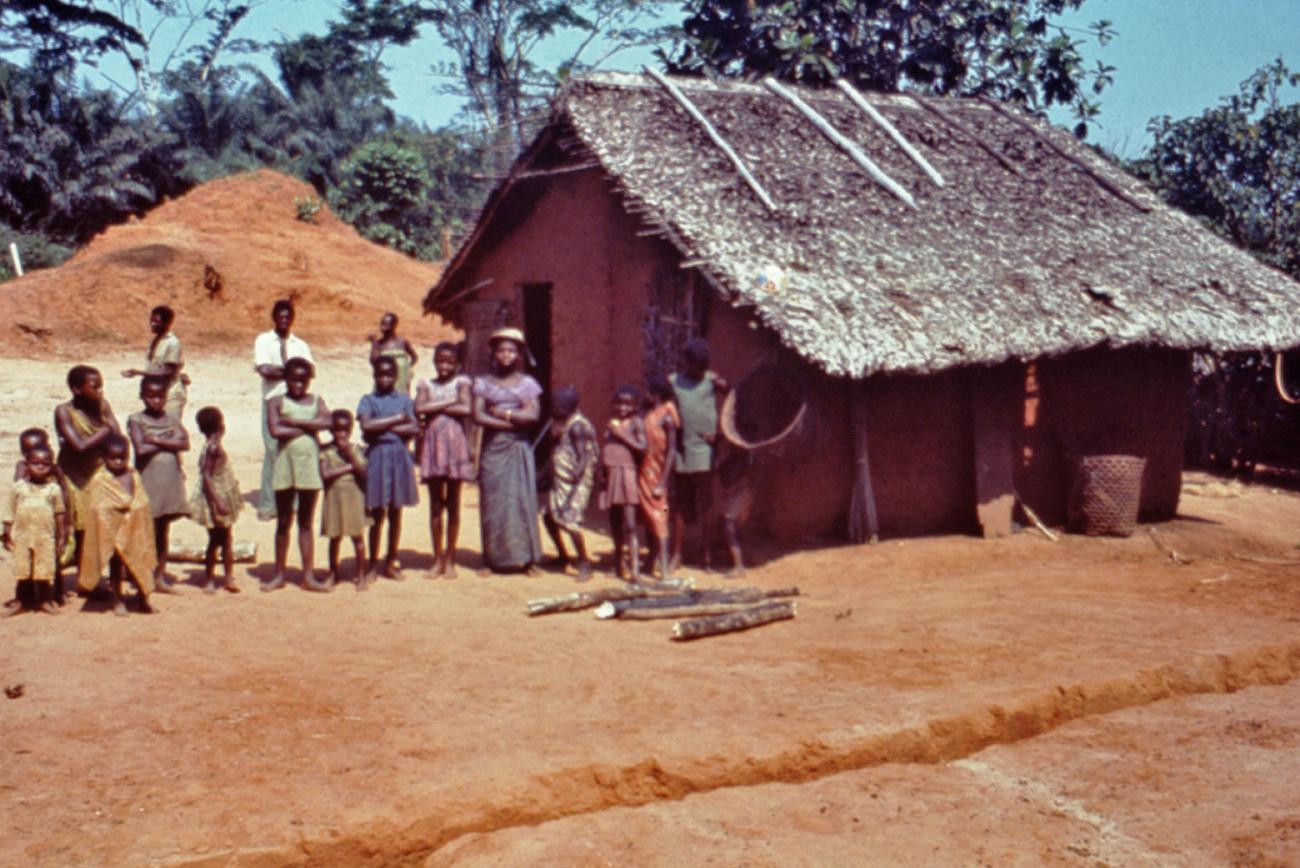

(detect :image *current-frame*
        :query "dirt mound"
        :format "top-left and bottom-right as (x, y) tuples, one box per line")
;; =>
(0, 170), (453, 352)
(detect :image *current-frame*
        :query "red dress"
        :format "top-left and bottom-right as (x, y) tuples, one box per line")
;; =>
(638, 402), (680, 538)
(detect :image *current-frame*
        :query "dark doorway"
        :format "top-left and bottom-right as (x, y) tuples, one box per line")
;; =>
(520, 282), (553, 398)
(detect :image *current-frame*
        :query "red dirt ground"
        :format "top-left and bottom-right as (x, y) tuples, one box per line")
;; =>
(1, 350), (1299, 866)
(0, 170), (450, 352)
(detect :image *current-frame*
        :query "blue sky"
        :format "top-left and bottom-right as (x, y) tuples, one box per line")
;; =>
(88, 0), (1300, 157)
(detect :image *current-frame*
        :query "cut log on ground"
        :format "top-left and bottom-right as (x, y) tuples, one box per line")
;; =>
(599, 601), (782, 621)
(671, 601), (796, 641)
(167, 540), (258, 564)
(596, 586), (801, 619)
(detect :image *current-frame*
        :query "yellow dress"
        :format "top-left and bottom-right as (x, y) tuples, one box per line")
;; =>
(78, 469), (157, 592)
(56, 403), (110, 531)
(4, 479), (63, 582)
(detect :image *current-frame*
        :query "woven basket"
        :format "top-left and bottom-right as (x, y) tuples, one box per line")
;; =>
(1069, 454), (1147, 537)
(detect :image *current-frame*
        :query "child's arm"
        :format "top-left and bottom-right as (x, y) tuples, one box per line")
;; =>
(1, 521), (11, 551)
(128, 416), (156, 459)
(301, 398), (333, 433)
(319, 452), (354, 483)
(266, 397), (302, 442)
(142, 422), (190, 453)
(608, 417), (648, 452)
(655, 416), (678, 497)
(566, 424), (596, 510)
(102, 400), (123, 436)
(13, 459), (27, 482)
(55, 405), (113, 454)
(54, 508), (67, 553)
(414, 381), (459, 417)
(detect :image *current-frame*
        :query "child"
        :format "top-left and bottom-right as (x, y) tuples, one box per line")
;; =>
(670, 340), (728, 572)
(639, 376), (680, 581)
(2, 444), (67, 615)
(319, 409), (369, 590)
(266, 357), (333, 592)
(600, 385), (646, 581)
(12, 428), (72, 606)
(717, 443), (755, 578)
(541, 386), (598, 582)
(54, 365), (122, 583)
(357, 356), (420, 580)
(189, 406), (242, 594)
(128, 375), (190, 593)
(414, 342), (473, 578)
(78, 435), (156, 615)
(368, 312), (419, 396)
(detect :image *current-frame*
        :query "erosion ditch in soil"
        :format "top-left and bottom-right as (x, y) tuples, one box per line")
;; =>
(176, 639), (1300, 867)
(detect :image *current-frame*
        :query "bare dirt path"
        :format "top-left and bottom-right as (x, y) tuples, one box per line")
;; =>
(1, 351), (1299, 866)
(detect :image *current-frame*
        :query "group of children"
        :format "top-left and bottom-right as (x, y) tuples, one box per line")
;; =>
(3, 317), (749, 614)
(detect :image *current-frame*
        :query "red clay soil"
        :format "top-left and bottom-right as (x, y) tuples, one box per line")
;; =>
(0, 170), (451, 351)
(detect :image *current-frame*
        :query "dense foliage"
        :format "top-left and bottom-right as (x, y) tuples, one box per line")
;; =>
(1133, 62), (1300, 473)
(668, 0), (1115, 136)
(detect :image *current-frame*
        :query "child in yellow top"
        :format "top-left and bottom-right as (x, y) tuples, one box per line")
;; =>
(2, 444), (67, 616)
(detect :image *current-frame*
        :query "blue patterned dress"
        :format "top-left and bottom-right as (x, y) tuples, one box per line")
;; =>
(357, 391), (419, 510)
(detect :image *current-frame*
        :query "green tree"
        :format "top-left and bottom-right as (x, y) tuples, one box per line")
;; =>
(331, 139), (431, 255)
(1133, 61), (1300, 473)
(667, 0), (1115, 136)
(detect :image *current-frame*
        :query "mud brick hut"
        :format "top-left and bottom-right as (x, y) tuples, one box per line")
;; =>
(424, 72), (1300, 543)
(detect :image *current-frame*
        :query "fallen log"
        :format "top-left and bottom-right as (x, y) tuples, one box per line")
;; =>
(595, 586), (801, 619)
(598, 601), (776, 621)
(671, 601), (796, 641)
(167, 540), (258, 564)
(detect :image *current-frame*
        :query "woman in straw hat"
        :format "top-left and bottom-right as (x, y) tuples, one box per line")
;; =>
(472, 327), (544, 574)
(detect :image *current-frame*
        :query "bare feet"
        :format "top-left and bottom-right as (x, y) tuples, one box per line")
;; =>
(524, 564), (542, 578)
(113, 600), (130, 617)
(38, 602), (61, 615)
(154, 573), (180, 595)
(723, 566), (746, 579)
(3, 598), (21, 610)
(356, 574), (372, 592)
(224, 580), (241, 594)
(137, 594), (156, 614)
(261, 574), (286, 593)
(443, 557), (458, 579)
(303, 572), (332, 593)
(575, 561), (593, 583)
(202, 581), (217, 595)
(383, 559), (403, 581)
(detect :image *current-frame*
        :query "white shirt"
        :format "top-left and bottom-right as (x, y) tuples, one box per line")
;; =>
(253, 330), (314, 399)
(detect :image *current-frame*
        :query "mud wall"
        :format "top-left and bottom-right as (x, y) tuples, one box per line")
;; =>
(1018, 347), (1191, 525)
(862, 369), (978, 538)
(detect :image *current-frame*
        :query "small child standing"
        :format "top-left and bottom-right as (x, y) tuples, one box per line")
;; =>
(2, 444), (67, 615)
(639, 376), (680, 581)
(358, 356), (420, 581)
(541, 386), (598, 582)
(189, 407), (242, 594)
(266, 357), (333, 592)
(128, 375), (190, 593)
(11, 428), (72, 607)
(319, 409), (369, 590)
(78, 435), (157, 615)
(600, 385), (646, 581)
(414, 342), (473, 578)
(717, 443), (755, 578)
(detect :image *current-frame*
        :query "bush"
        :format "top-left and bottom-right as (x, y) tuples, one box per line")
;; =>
(0, 227), (74, 282)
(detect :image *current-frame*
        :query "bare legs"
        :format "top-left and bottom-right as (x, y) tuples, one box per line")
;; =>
(543, 514), (593, 582)
(368, 506), (404, 580)
(153, 517), (178, 593)
(610, 504), (640, 583)
(268, 489), (321, 592)
(108, 554), (153, 615)
(202, 527), (239, 594)
(427, 479), (462, 578)
(326, 535), (367, 589)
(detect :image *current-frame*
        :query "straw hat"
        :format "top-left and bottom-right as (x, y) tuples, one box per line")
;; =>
(488, 326), (527, 348)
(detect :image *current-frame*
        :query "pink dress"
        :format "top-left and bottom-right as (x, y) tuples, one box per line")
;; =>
(418, 375), (473, 481)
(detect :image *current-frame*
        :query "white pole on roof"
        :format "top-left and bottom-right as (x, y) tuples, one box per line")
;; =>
(8, 242), (22, 277)
(643, 67), (780, 214)
(763, 77), (918, 210)
(834, 79), (945, 188)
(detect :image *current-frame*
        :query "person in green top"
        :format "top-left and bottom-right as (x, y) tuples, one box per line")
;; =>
(669, 339), (728, 572)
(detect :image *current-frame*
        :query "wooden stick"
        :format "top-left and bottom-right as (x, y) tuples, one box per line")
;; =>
(833, 80), (945, 188)
(644, 67), (779, 213)
(912, 94), (1025, 177)
(1147, 527), (1193, 564)
(671, 601), (796, 641)
(1014, 495), (1059, 542)
(427, 277), (494, 313)
(1231, 553), (1300, 566)
(980, 99), (1151, 213)
(606, 602), (777, 621)
(515, 161), (601, 180)
(848, 382), (879, 544)
(764, 78), (916, 210)
(596, 586), (801, 619)
(527, 586), (652, 617)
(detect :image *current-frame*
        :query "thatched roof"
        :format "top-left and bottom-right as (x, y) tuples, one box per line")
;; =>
(427, 72), (1300, 377)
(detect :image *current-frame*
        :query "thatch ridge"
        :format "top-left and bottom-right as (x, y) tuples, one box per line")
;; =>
(428, 72), (1300, 377)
